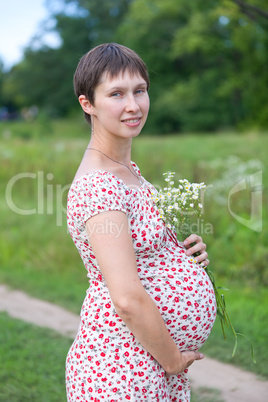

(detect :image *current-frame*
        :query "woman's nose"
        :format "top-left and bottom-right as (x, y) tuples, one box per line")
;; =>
(125, 94), (140, 112)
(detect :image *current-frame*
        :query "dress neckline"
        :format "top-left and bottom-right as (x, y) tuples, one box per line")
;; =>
(71, 161), (145, 192)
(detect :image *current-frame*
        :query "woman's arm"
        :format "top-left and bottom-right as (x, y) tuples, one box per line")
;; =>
(86, 211), (203, 376)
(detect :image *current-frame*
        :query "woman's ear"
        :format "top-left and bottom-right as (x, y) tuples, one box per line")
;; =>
(78, 95), (94, 115)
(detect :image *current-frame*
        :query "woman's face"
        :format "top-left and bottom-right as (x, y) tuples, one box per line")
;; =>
(92, 69), (150, 141)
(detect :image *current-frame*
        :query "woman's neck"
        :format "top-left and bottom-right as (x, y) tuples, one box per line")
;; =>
(88, 136), (132, 165)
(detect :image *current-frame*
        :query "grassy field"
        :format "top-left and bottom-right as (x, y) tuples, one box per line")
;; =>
(0, 312), (71, 401)
(1, 118), (268, 388)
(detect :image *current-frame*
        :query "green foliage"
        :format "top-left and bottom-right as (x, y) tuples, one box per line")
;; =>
(117, 0), (268, 132)
(0, 312), (71, 401)
(3, 36), (89, 116)
(2, 0), (268, 133)
(2, 0), (133, 116)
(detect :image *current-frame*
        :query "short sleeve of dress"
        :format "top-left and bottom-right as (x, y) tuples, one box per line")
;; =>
(68, 171), (128, 227)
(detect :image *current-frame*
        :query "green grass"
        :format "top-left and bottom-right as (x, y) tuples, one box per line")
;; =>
(1, 119), (268, 378)
(0, 312), (72, 402)
(0, 115), (89, 140)
(191, 388), (224, 402)
(201, 286), (268, 378)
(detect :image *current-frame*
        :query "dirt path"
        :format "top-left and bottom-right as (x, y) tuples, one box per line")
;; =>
(1, 284), (267, 401)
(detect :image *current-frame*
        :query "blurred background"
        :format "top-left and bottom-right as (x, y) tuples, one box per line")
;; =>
(1, 0), (268, 132)
(1, 0), (267, 401)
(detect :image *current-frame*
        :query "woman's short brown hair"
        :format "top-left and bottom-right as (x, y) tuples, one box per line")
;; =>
(73, 43), (150, 124)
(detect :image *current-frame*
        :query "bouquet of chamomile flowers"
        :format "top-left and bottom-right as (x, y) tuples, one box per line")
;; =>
(151, 171), (255, 361)
(151, 172), (206, 244)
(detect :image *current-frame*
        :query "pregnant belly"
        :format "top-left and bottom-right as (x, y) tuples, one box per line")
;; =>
(142, 261), (217, 351)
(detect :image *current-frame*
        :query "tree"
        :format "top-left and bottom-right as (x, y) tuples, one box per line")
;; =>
(4, 0), (268, 131)
(3, 0), (134, 117)
(231, 0), (268, 22)
(116, 0), (268, 132)
(46, 0), (133, 45)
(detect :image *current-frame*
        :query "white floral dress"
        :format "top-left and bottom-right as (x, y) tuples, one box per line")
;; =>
(66, 162), (216, 402)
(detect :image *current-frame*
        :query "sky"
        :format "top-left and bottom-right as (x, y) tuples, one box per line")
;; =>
(0, 0), (60, 70)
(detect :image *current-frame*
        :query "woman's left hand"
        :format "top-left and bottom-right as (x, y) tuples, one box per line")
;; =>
(183, 234), (209, 267)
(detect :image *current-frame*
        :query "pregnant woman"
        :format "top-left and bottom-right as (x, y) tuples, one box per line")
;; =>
(66, 43), (216, 401)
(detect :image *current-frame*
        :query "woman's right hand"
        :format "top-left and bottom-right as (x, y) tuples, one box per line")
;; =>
(165, 350), (204, 377)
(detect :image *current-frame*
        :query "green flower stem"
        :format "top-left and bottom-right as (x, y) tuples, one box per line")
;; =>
(205, 268), (256, 363)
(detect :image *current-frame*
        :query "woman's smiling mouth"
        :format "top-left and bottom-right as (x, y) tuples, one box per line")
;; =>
(122, 117), (141, 126)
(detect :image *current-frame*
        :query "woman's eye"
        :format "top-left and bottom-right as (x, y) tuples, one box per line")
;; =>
(111, 92), (121, 97)
(136, 89), (144, 94)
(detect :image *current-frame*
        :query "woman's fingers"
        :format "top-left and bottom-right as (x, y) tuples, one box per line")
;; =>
(184, 235), (205, 255)
(195, 252), (209, 264)
(193, 351), (205, 361)
(166, 351), (205, 377)
(183, 234), (209, 265)
(182, 350), (205, 369)
(183, 234), (202, 246)
(200, 258), (210, 267)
